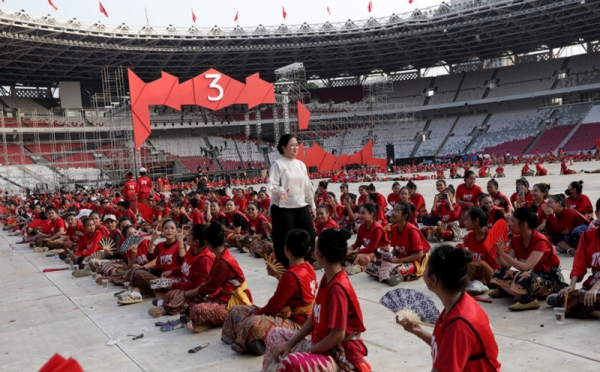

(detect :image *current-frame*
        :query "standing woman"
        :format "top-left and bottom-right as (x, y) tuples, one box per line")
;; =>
(268, 134), (317, 268)
(565, 181), (593, 218)
(398, 245), (501, 371)
(455, 171), (483, 227)
(406, 180), (427, 221)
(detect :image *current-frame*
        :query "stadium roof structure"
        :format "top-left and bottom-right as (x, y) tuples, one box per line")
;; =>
(0, 0), (599, 85)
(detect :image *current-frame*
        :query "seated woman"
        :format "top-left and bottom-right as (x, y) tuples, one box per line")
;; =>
(188, 198), (205, 225)
(489, 207), (566, 311)
(324, 192), (344, 222)
(172, 222), (252, 333)
(510, 178), (534, 210)
(463, 208), (500, 295)
(455, 171), (483, 228)
(477, 193), (504, 228)
(421, 186), (463, 243)
(535, 162), (548, 176)
(208, 199), (228, 225)
(407, 181), (427, 222)
(398, 245), (501, 372)
(547, 198), (600, 318)
(263, 228), (371, 372)
(366, 194), (388, 227)
(521, 164), (535, 177)
(387, 182), (402, 209)
(486, 179), (512, 214)
(149, 224), (215, 317)
(338, 193), (359, 233)
(478, 165), (491, 178)
(531, 183), (551, 233)
(366, 201), (429, 286)
(100, 225), (152, 285)
(230, 202), (270, 258)
(119, 219), (185, 305)
(346, 204), (390, 275)
(315, 205), (339, 238)
(494, 165), (505, 178)
(421, 179), (446, 227)
(223, 199), (250, 251)
(222, 230), (317, 356)
(543, 194), (590, 256)
(398, 186), (418, 226)
(560, 158), (580, 175)
(71, 217), (103, 269)
(565, 180), (593, 219)
(89, 211), (110, 238)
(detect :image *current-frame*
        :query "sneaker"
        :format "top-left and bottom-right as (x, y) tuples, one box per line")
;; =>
(508, 299), (540, 311)
(567, 248), (577, 257)
(488, 289), (511, 298)
(72, 268), (92, 278)
(466, 280), (489, 296)
(554, 245), (566, 254)
(239, 246), (248, 254)
(345, 265), (362, 275)
(249, 340), (266, 356)
(387, 274), (404, 287)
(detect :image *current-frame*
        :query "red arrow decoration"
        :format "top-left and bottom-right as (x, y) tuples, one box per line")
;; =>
(297, 101), (310, 130)
(128, 69), (275, 149)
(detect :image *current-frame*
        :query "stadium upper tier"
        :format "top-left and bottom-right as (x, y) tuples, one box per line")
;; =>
(1, 0), (600, 84)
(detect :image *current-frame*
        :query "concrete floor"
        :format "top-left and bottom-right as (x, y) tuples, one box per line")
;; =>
(2, 160), (600, 371)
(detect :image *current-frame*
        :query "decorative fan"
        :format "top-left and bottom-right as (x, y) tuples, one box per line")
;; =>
(380, 288), (440, 324)
(90, 250), (105, 261)
(260, 252), (285, 278)
(157, 210), (177, 231)
(99, 237), (116, 252)
(119, 235), (144, 253)
(150, 278), (177, 289)
(483, 219), (509, 259)
(395, 309), (435, 328)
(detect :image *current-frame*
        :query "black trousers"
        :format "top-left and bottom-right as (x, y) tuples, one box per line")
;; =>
(270, 204), (316, 268)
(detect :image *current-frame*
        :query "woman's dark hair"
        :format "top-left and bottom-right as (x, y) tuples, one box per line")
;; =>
(345, 193), (357, 203)
(225, 199), (236, 206)
(189, 224), (206, 245)
(487, 179), (499, 188)
(464, 170), (476, 180)
(122, 225), (135, 237)
(466, 207), (487, 228)
(533, 183), (551, 199)
(161, 218), (177, 229)
(477, 193), (491, 203)
(82, 217), (94, 226)
(569, 180), (584, 194)
(327, 191), (336, 200)
(436, 179), (447, 187)
(367, 193), (379, 204)
(121, 200), (131, 209)
(366, 183), (376, 192)
(360, 203), (378, 217)
(285, 229), (311, 258)
(427, 245), (472, 292)
(189, 198), (200, 209)
(318, 228), (352, 263)
(406, 180), (417, 190)
(392, 182), (401, 189)
(316, 205), (329, 214)
(395, 201), (413, 221)
(512, 207), (539, 229)
(64, 212), (76, 219)
(596, 197), (600, 213)
(205, 221), (225, 247)
(209, 198), (221, 205)
(89, 211), (101, 219)
(38, 212), (47, 220)
(444, 185), (455, 196)
(516, 177), (530, 188)
(277, 134), (296, 155)
(246, 202), (259, 211)
(548, 194), (567, 207)
(318, 181), (328, 189)
(358, 185), (367, 191)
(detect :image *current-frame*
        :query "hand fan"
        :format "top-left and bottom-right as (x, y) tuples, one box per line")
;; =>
(483, 219), (509, 258)
(119, 235), (144, 253)
(395, 309), (435, 327)
(260, 252), (285, 277)
(90, 251), (105, 261)
(99, 237), (116, 252)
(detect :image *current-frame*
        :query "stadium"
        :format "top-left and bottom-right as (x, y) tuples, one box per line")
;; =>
(3, 0), (600, 371)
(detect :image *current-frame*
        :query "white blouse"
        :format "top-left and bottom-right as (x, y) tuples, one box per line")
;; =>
(268, 156), (316, 209)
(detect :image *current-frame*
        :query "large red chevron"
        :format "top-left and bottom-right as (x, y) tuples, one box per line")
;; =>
(128, 68), (275, 149)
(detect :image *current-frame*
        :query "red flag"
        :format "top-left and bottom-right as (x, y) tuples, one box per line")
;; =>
(145, 7), (149, 24)
(99, 2), (109, 17)
(234, 11), (238, 22)
(368, 0), (372, 12)
(327, 6), (331, 15)
(48, 0), (59, 11)
(297, 102), (311, 130)
(282, 6), (287, 20)
(192, 8), (197, 23)
(409, 0), (413, 3)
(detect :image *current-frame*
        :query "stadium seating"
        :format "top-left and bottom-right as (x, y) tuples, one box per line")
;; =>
(179, 156), (217, 172)
(526, 125), (575, 155)
(437, 114), (486, 156)
(551, 104), (591, 126)
(372, 120), (427, 159)
(557, 52), (600, 89)
(487, 108), (545, 133)
(583, 105), (600, 123)
(388, 78), (430, 106)
(469, 130), (538, 154)
(1, 118), (21, 128)
(454, 69), (493, 102)
(0, 97), (52, 115)
(563, 122), (600, 153)
(428, 73), (463, 105)
(478, 136), (536, 156)
(487, 58), (563, 98)
(416, 117), (455, 157)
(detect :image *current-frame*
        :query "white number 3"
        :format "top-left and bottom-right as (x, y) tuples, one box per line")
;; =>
(205, 73), (224, 102)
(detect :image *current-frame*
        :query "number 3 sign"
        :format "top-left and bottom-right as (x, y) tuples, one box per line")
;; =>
(128, 68), (275, 149)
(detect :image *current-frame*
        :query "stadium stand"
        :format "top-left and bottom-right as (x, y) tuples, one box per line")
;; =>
(454, 69), (493, 102)
(416, 117), (455, 157)
(563, 122), (600, 153)
(557, 52), (600, 88)
(388, 78), (430, 106)
(437, 114), (486, 156)
(0, 97), (52, 115)
(487, 58), (563, 98)
(527, 125), (575, 154)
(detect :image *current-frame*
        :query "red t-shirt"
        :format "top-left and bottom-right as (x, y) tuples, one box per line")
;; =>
(546, 207), (589, 236)
(510, 191), (535, 208)
(571, 228), (600, 287)
(358, 194), (367, 206)
(189, 209), (205, 225)
(390, 223), (426, 259)
(410, 193), (426, 215)
(49, 218), (66, 236)
(456, 184), (483, 207)
(387, 193), (401, 208)
(151, 240), (182, 273)
(316, 217), (339, 237)
(259, 197), (271, 210)
(465, 230), (498, 269)
(510, 231), (560, 273)
(66, 221), (85, 244)
(566, 194), (593, 216)
(327, 203), (345, 219)
(248, 214), (269, 235)
(171, 248), (215, 291)
(76, 230), (103, 257)
(127, 239), (150, 265)
(352, 221), (390, 254)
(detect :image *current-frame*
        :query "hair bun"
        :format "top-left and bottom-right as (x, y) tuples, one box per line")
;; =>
(334, 228), (352, 241)
(579, 180), (584, 184)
